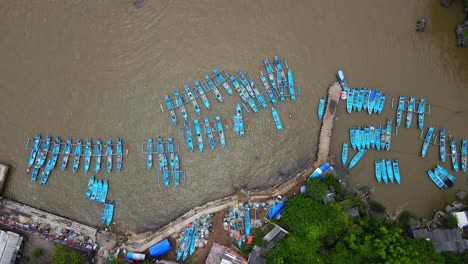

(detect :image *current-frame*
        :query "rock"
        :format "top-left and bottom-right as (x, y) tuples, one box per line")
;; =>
(445, 205), (454, 213)
(457, 191), (467, 200)
(416, 19), (426, 32)
(420, 217), (430, 227)
(409, 218), (421, 230)
(441, 0), (453, 8)
(452, 201), (466, 210)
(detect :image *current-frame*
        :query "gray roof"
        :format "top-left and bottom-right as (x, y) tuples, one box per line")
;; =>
(248, 226), (287, 264)
(412, 228), (468, 253)
(0, 230), (23, 264)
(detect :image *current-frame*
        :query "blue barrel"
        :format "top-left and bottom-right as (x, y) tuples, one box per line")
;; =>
(126, 252), (146, 261)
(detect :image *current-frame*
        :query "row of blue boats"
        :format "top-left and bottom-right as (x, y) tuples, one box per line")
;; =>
(394, 96), (426, 129)
(100, 202), (114, 227)
(181, 115), (225, 152)
(164, 56), (298, 125)
(146, 136), (182, 187)
(27, 135), (124, 184)
(344, 88), (387, 114)
(348, 120), (393, 152)
(85, 176), (109, 203)
(427, 165), (456, 189)
(374, 159), (401, 184)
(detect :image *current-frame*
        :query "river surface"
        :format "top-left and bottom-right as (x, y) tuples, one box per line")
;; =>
(0, 0), (467, 232)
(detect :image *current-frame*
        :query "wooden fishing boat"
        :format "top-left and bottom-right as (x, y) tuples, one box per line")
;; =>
(370, 126), (376, 149)
(380, 159), (388, 184)
(238, 70), (255, 98)
(194, 119), (204, 152)
(163, 153), (170, 187)
(451, 139), (459, 172)
(116, 138), (123, 172)
(392, 160), (401, 184)
(168, 137), (175, 169)
(427, 170), (447, 189)
(421, 127), (434, 157)
(34, 136), (51, 170)
(350, 128), (357, 150)
(174, 154), (180, 187)
(228, 74), (250, 102)
(367, 90), (376, 114)
(157, 136), (164, 170)
(436, 165), (456, 183)
(101, 203), (109, 224)
(146, 138), (153, 170)
(204, 74), (223, 102)
(385, 119), (392, 151)
(173, 90), (189, 121)
(164, 95), (177, 125)
(182, 226), (195, 261)
(318, 96), (326, 120)
(348, 149), (367, 169)
(377, 93), (386, 114)
(248, 72), (268, 108)
(342, 143), (348, 165)
(184, 121), (194, 152)
(95, 140), (102, 173)
(194, 80), (211, 110)
(85, 175), (95, 198)
(260, 71), (277, 104)
(352, 88), (360, 111)
(233, 114), (240, 136)
(284, 59), (296, 101)
(90, 180), (98, 201)
(84, 139), (92, 173)
(215, 115), (225, 147)
(39, 137), (61, 185)
(346, 89), (354, 113)
(271, 107), (283, 131)
(176, 226), (191, 261)
(60, 138), (72, 171)
(363, 88), (370, 111)
(203, 118), (215, 150)
(106, 140), (113, 173)
(100, 180), (108, 203)
(72, 139), (82, 173)
(434, 167), (454, 188)
(396, 96), (405, 128)
(237, 103), (245, 136)
(406, 96), (416, 128)
(96, 179), (103, 202)
(375, 126), (381, 150)
(27, 134), (41, 168)
(273, 56), (287, 102)
(386, 159), (394, 183)
(462, 139), (467, 172)
(184, 85), (201, 115)
(337, 69), (349, 92)
(105, 202), (114, 226)
(263, 59), (278, 94)
(365, 126), (371, 149)
(440, 129), (446, 162)
(373, 91), (382, 114)
(357, 88), (365, 112)
(375, 160), (382, 183)
(189, 222), (199, 257)
(213, 69), (233, 95)
(418, 98), (425, 130)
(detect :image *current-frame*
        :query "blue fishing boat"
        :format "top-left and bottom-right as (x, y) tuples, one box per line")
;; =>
(318, 96), (326, 120)
(418, 98), (425, 129)
(204, 74), (223, 103)
(365, 126), (371, 149)
(373, 92), (382, 114)
(60, 138), (72, 171)
(357, 128), (364, 150)
(96, 179), (103, 202)
(436, 165), (456, 183)
(228, 74), (249, 102)
(263, 59), (278, 94)
(189, 222), (199, 257)
(392, 160), (401, 184)
(375, 126), (381, 150)
(90, 180), (98, 201)
(352, 88), (360, 111)
(337, 70), (349, 92)
(215, 115), (225, 147)
(434, 167), (454, 188)
(248, 73), (268, 108)
(101, 203), (109, 224)
(40, 137), (61, 185)
(350, 128), (357, 150)
(342, 143), (348, 165)
(385, 119), (392, 151)
(106, 202), (114, 226)
(173, 90), (188, 121)
(95, 140), (102, 173)
(72, 139), (82, 173)
(348, 149), (367, 169)
(85, 175), (95, 198)
(375, 160), (382, 183)
(274, 56), (287, 102)
(284, 59), (296, 101)
(182, 225), (195, 261)
(176, 227), (191, 262)
(100, 180), (108, 203)
(164, 95), (177, 125)
(84, 139), (92, 172)
(357, 88), (365, 112)
(213, 69), (233, 95)
(27, 134), (41, 168)
(204, 118), (215, 149)
(184, 121), (194, 152)
(260, 71), (277, 104)
(427, 170), (447, 189)
(396, 96), (405, 128)
(346, 89), (354, 113)
(380, 127), (386, 150)
(237, 103), (245, 136)
(233, 114), (240, 136)
(184, 85), (201, 115)
(380, 159), (388, 184)
(34, 136), (51, 170)
(440, 129), (446, 162)
(368, 90), (377, 114)
(377, 93), (386, 114)
(146, 138), (153, 170)
(116, 138), (123, 172)
(363, 89), (370, 111)
(157, 136), (164, 170)
(272, 107), (283, 131)
(386, 159), (394, 183)
(451, 139), (459, 172)
(194, 119), (203, 152)
(406, 96), (416, 128)
(106, 140), (112, 173)
(194, 80), (211, 110)
(163, 154), (170, 187)
(461, 139), (467, 172)
(168, 137), (175, 169)
(421, 127), (435, 157)
(174, 154), (180, 187)
(370, 126), (376, 149)
(238, 70), (255, 99)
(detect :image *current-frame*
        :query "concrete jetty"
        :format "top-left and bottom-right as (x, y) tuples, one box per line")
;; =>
(317, 82), (341, 164)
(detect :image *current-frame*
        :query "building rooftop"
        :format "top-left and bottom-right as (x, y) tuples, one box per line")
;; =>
(0, 229), (23, 264)
(206, 243), (247, 264)
(412, 228), (468, 253)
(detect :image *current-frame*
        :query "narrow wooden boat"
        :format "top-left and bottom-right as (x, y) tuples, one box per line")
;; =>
(380, 127), (386, 150)
(238, 70), (255, 98)
(90, 180), (98, 201)
(173, 90), (189, 121)
(373, 91), (382, 114)
(105, 202), (114, 226)
(357, 88), (365, 112)
(434, 168), (454, 188)
(342, 143), (348, 165)
(260, 71), (277, 104)
(274, 56), (287, 102)
(317, 96), (326, 120)
(163, 153), (170, 187)
(233, 115), (240, 136)
(182, 226), (195, 261)
(350, 128), (357, 150)
(348, 149), (367, 169)
(421, 127), (435, 157)
(461, 139), (467, 172)
(146, 138), (153, 170)
(85, 175), (95, 198)
(34, 136), (51, 169)
(168, 137), (175, 169)
(247, 72), (268, 108)
(375, 126), (381, 150)
(396, 96), (405, 128)
(116, 138), (123, 172)
(194, 80), (211, 110)
(406, 96), (416, 128)
(385, 119), (392, 151)
(27, 134), (41, 168)
(375, 160), (382, 183)
(184, 121), (194, 152)
(204, 118), (215, 149)
(380, 159), (388, 184)
(440, 129), (446, 162)
(157, 136), (164, 170)
(194, 119), (204, 152)
(237, 103), (245, 136)
(418, 98), (425, 130)
(451, 139), (459, 172)
(271, 107), (283, 131)
(176, 226), (191, 261)
(213, 68), (233, 95)
(392, 160), (401, 184)
(436, 165), (456, 184)
(100, 180), (108, 203)
(189, 222), (199, 257)
(164, 95), (177, 125)
(263, 59), (278, 94)
(427, 170), (447, 189)
(365, 126), (371, 149)
(352, 88), (360, 111)
(377, 93), (386, 114)
(84, 139), (92, 173)
(95, 140), (102, 173)
(106, 139), (113, 173)
(370, 126), (376, 149)
(367, 90), (376, 114)
(40, 137), (61, 185)
(336, 69), (349, 92)
(215, 115), (225, 147)
(346, 89), (354, 113)
(386, 159), (394, 183)
(363, 88), (370, 111)
(96, 179), (103, 202)
(174, 154), (180, 187)
(72, 139), (82, 173)
(204, 74), (223, 102)
(184, 85), (201, 115)
(60, 138), (72, 171)
(101, 203), (109, 224)
(228, 74), (250, 102)
(284, 59), (296, 101)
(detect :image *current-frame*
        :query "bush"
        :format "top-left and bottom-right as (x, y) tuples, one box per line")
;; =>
(323, 174), (345, 200)
(52, 245), (86, 264)
(444, 214), (459, 229)
(398, 210), (416, 231)
(368, 201), (386, 214)
(31, 248), (43, 260)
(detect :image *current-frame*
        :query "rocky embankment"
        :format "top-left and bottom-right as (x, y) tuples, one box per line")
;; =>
(441, 0), (468, 47)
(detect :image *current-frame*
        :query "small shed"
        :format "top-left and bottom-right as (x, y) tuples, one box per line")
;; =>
(412, 228), (468, 253)
(452, 211), (468, 229)
(0, 229), (23, 264)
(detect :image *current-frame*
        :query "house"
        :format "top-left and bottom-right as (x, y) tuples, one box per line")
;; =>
(0, 229), (23, 264)
(205, 243), (247, 264)
(452, 211), (468, 229)
(248, 226), (288, 264)
(412, 228), (468, 253)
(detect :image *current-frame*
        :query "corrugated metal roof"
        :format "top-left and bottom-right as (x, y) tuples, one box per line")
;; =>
(0, 230), (23, 264)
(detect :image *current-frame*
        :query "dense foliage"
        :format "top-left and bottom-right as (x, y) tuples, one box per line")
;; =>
(52, 245), (86, 264)
(266, 175), (465, 264)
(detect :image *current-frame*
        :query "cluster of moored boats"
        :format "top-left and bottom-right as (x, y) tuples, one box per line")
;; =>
(146, 136), (182, 187)
(374, 159), (401, 184)
(427, 165), (456, 190)
(85, 176), (109, 203)
(394, 95), (426, 129)
(345, 88), (387, 114)
(182, 115), (226, 152)
(27, 135), (125, 185)
(348, 121), (393, 152)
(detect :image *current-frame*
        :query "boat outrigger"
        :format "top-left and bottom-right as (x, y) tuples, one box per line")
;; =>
(84, 139), (92, 173)
(421, 127), (435, 158)
(116, 138), (123, 172)
(72, 139), (82, 173)
(106, 140), (113, 173)
(27, 134), (41, 168)
(147, 138), (153, 170)
(60, 138), (72, 171)
(95, 140), (102, 173)
(213, 69), (233, 95)
(194, 80), (211, 110)
(440, 129), (446, 162)
(271, 107), (283, 131)
(194, 119), (203, 152)
(318, 96), (326, 120)
(184, 121), (194, 152)
(184, 85), (201, 115)
(165, 95), (177, 125)
(173, 90), (188, 121)
(215, 115), (225, 147)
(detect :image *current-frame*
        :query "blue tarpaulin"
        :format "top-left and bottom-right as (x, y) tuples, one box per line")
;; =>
(308, 162), (330, 180)
(267, 203), (286, 219)
(149, 238), (172, 258)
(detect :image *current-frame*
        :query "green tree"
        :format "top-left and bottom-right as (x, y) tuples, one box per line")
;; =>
(52, 245), (86, 264)
(31, 248), (43, 260)
(444, 214), (459, 229)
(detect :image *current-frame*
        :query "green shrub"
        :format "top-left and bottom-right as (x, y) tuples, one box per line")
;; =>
(444, 214), (459, 229)
(398, 210), (416, 231)
(52, 245), (86, 264)
(368, 201), (386, 213)
(31, 248), (43, 260)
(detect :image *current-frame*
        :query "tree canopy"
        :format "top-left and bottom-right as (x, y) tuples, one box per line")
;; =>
(52, 245), (86, 264)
